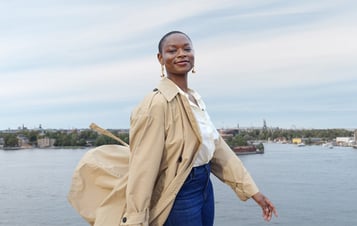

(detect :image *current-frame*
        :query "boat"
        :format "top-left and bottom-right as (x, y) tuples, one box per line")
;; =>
(233, 143), (264, 155)
(322, 143), (334, 149)
(352, 145), (357, 149)
(297, 143), (305, 147)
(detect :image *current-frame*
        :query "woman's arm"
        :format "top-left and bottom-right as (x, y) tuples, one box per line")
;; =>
(210, 136), (259, 200)
(211, 136), (278, 221)
(252, 192), (278, 221)
(121, 96), (166, 226)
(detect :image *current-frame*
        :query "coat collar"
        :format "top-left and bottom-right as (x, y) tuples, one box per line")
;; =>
(156, 77), (181, 102)
(156, 77), (203, 146)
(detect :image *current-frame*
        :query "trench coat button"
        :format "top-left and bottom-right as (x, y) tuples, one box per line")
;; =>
(153, 88), (158, 92)
(122, 217), (127, 223)
(178, 156), (182, 162)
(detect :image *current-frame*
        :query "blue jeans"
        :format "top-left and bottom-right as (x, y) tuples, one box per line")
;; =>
(164, 163), (214, 226)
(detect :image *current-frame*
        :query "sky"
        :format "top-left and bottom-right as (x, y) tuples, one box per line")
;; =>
(1, 0), (356, 130)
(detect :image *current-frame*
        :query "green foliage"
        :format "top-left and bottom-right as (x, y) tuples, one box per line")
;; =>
(3, 134), (19, 147)
(224, 128), (354, 148)
(43, 129), (129, 147)
(0, 127), (353, 149)
(226, 134), (248, 147)
(237, 128), (353, 141)
(21, 130), (39, 145)
(118, 133), (129, 144)
(94, 135), (119, 146)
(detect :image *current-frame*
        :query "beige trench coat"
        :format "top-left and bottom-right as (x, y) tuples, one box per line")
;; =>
(68, 77), (259, 226)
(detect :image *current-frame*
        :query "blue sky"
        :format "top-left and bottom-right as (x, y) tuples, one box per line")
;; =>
(1, 0), (356, 130)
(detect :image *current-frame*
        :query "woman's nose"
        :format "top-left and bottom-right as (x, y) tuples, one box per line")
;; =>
(177, 48), (186, 57)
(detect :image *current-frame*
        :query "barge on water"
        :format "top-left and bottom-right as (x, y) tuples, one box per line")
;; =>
(233, 143), (264, 155)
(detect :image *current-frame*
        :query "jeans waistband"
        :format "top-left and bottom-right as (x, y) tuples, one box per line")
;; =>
(189, 163), (210, 178)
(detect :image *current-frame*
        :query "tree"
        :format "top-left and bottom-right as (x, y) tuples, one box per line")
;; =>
(94, 135), (119, 146)
(226, 134), (248, 148)
(4, 134), (19, 147)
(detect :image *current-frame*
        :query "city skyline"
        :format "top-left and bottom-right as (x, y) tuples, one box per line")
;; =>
(1, 0), (356, 130)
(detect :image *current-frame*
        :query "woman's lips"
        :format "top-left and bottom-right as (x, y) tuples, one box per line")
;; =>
(175, 61), (189, 66)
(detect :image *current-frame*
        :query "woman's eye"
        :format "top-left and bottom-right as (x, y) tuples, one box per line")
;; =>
(168, 49), (176, 53)
(185, 48), (192, 52)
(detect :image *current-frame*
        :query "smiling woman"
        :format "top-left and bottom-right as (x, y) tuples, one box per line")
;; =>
(68, 31), (277, 226)
(158, 31), (195, 80)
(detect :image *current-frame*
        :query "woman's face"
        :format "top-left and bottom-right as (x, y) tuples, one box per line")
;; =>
(158, 33), (195, 77)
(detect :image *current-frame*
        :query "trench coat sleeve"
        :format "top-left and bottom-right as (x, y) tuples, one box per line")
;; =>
(120, 96), (166, 226)
(211, 136), (259, 201)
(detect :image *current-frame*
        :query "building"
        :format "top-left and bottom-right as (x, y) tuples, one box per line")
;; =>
(292, 138), (302, 144)
(274, 137), (288, 143)
(218, 129), (239, 140)
(17, 134), (32, 149)
(336, 137), (354, 146)
(37, 137), (56, 148)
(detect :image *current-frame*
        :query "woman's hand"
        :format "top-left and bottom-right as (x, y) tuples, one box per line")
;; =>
(252, 192), (278, 221)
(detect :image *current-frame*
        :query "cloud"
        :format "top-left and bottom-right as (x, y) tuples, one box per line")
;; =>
(193, 6), (357, 93)
(1, 0), (356, 129)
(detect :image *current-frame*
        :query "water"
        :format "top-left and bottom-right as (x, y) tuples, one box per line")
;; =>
(214, 143), (357, 226)
(1, 143), (356, 226)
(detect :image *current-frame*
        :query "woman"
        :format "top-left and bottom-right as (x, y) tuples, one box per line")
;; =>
(121, 31), (277, 226)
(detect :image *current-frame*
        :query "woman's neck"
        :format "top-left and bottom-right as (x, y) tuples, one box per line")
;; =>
(167, 75), (189, 92)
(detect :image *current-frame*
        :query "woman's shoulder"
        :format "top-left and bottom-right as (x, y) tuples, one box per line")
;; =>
(132, 89), (168, 115)
(143, 89), (168, 106)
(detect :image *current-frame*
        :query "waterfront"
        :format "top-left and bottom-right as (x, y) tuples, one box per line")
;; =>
(0, 143), (356, 226)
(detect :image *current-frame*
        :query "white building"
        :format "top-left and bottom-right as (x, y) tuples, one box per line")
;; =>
(37, 137), (56, 148)
(336, 137), (354, 146)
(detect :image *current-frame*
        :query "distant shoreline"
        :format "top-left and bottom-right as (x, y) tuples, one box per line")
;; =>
(1, 146), (90, 151)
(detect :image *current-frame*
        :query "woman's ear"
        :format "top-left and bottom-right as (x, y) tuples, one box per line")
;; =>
(157, 53), (164, 65)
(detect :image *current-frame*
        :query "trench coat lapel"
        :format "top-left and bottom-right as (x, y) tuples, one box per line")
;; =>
(157, 78), (202, 145)
(178, 94), (202, 144)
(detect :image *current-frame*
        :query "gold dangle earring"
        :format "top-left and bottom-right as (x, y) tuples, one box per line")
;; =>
(192, 66), (196, 74)
(161, 65), (165, 77)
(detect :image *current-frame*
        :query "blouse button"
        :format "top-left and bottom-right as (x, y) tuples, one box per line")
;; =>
(122, 217), (127, 223)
